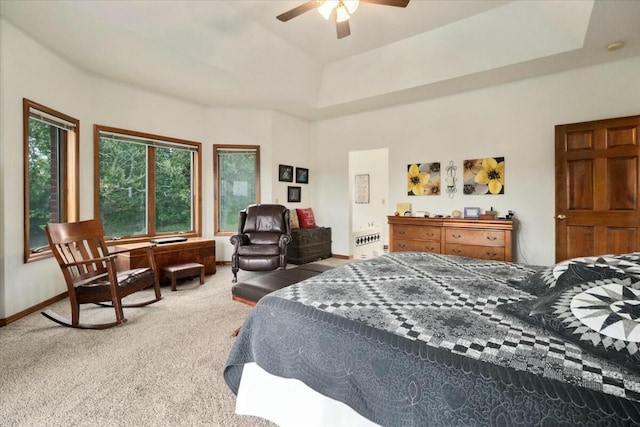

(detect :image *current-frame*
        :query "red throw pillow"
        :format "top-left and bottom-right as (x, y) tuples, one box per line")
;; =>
(296, 208), (317, 228)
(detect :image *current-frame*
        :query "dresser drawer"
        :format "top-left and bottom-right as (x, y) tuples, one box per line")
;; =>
(445, 244), (505, 261)
(393, 239), (440, 253)
(393, 225), (440, 242)
(445, 228), (505, 247)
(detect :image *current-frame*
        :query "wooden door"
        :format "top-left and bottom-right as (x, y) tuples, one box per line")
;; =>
(555, 115), (640, 262)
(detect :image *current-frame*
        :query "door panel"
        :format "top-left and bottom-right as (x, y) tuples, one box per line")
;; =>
(565, 226), (594, 259)
(608, 157), (637, 210)
(566, 130), (594, 150)
(608, 126), (637, 147)
(567, 160), (593, 210)
(555, 115), (640, 262)
(606, 227), (638, 254)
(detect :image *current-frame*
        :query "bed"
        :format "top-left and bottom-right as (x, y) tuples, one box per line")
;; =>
(224, 252), (640, 426)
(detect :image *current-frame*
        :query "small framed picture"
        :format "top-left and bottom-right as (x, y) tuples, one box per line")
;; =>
(295, 167), (309, 184)
(287, 186), (301, 203)
(464, 207), (481, 218)
(279, 165), (293, 182)
(355, 174), (370, 204)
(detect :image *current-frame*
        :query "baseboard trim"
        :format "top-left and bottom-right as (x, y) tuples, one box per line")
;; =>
(0, 291), (68, 327)
(1, 255), (354, 326)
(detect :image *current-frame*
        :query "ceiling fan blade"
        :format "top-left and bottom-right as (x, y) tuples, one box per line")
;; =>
(276, 1), (320, 22)
(360, 0), (410, 7)
(336, 19), (351, 39)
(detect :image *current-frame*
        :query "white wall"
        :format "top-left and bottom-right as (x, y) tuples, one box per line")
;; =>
(1, 20), (92, 319)
(271, 111), (315, 209)
(203, 109), (313, 261)
(312, 56), (640, 266)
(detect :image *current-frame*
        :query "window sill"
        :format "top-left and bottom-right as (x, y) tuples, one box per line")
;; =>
(105, 233), (199, 247)
(25, 250), (53, 264)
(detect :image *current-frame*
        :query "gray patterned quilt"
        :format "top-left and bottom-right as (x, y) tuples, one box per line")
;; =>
(224, 252), (640, 426)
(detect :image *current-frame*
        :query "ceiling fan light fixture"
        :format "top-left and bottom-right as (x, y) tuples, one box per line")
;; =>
(278, 0), (409, 39)
(318, 0), (339, 20)
(336, 5), (351, 23)
(343, 0), (359, 15)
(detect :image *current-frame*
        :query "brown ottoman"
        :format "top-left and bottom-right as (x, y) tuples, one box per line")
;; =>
(162, 262), (205, 291)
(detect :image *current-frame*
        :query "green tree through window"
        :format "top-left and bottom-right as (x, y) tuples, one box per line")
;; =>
(156, 147), (192, 233)
(214, 145), (260, 233)
(28, 120), (63, 249)
(98, 138), (147, 237)
(96, 126), (201, 240)
(23, 99), (79, 263)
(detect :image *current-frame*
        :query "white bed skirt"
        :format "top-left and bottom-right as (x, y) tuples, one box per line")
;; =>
(236, 362), (381, 427)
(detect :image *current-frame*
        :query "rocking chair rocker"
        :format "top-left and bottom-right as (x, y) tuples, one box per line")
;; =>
(43, 219), (162, 329)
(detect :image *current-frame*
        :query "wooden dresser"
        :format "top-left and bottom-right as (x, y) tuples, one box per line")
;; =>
(387, 216), (515, 262)
(115, 237), (216, 275)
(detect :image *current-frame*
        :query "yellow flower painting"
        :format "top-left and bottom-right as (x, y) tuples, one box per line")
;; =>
(463, 157), (505, 195)
(407, 163), (441, 196)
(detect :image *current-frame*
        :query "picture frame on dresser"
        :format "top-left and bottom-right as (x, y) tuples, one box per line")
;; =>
(464, 207), (481, 218)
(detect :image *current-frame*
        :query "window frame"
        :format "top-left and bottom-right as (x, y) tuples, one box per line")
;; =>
(93, 124), (202, 244)
(213, 144), (261, 236)
(23, 98), (80, 263)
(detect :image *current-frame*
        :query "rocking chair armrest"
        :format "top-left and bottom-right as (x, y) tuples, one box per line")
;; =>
(107, 244), (158, 272)
(107, 243), (156, 257)
(60, 254), (117, 268)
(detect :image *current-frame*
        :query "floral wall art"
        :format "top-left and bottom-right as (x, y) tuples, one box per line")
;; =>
(463, 157), (505, 195)
(407, 162), (441, 196)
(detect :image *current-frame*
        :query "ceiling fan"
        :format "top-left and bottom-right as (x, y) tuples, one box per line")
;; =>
(276, 0), (410, 39)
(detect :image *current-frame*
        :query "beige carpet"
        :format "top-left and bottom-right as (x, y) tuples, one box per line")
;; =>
(0, 259), (348, 426)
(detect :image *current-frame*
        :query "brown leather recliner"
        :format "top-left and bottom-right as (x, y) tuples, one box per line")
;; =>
(230, 204), (292, 283)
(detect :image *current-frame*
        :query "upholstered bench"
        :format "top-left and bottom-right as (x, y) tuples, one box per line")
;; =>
(231, 263), (334, 336)
(161, 262), (205, 291)
(231, 263), (334, 307)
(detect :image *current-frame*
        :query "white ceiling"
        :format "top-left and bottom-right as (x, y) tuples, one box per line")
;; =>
(2, 0), (639, 120)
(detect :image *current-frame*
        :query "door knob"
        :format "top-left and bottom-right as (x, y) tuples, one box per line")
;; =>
(556, 214), (568, 220)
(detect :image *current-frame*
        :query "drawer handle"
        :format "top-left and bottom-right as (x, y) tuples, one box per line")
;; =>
(451, 249), (462, 255)
(485, 236), (498, 241)
(398, 230), (406, 235)
(425, 246), (435, 251)
(451, 234), (462, 239)
(486, 252), (498, 257)
(398, 243), (406, 248)
(425, 232), (434, 237)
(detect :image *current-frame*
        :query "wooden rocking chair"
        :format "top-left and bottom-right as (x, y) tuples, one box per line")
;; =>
(43, 219), (162, 329)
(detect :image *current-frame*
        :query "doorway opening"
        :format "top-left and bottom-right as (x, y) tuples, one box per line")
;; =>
(348, 148), (389, 259)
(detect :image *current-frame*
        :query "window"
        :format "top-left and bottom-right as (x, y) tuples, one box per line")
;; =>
(94, 125), (201, 241)
(214, 145), (260, 234)
(23, 99), (79, 263)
